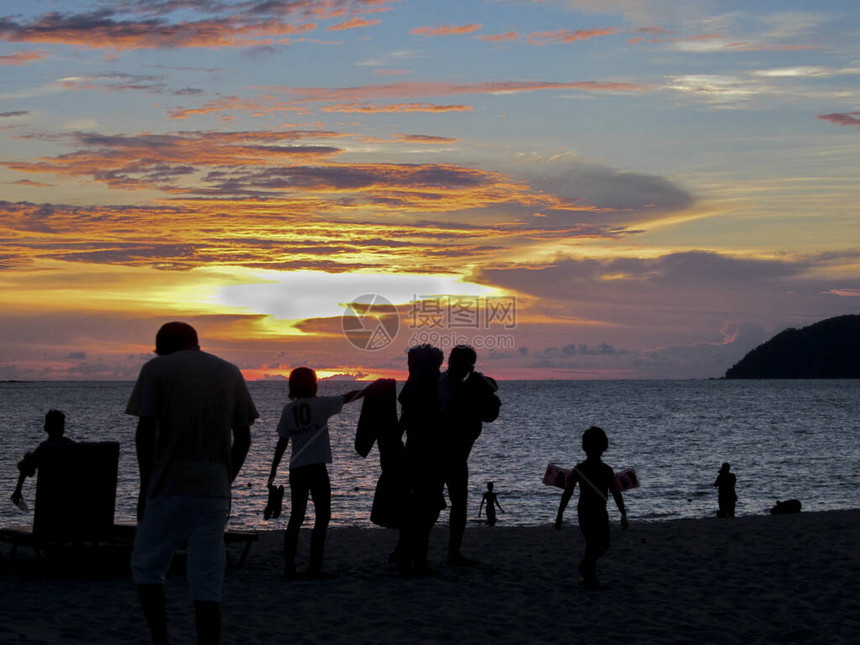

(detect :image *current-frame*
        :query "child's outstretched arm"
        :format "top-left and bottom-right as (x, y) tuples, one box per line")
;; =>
(478, 495), (486, 517)
(343, 388), (366, 403)
(610, 479), (629, 529)
(495, 496), (505, 513)
(268, 437), (289, 486)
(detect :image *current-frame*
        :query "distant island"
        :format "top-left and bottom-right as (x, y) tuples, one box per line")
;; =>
(724, 315), (860, 379)
(319, 372), (369, 382)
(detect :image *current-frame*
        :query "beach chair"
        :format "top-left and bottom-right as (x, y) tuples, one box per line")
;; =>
(0, 441), (121, 557)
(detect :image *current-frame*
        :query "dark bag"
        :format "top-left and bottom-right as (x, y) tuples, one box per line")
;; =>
(473, 373), (501, 423)
(770, 499), (802, 515)
(355, 378), (398, 458)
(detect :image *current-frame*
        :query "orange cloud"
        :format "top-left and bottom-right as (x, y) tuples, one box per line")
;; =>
(326, 17), (381, 31)
(0, 192), (549, 275)
(476, 32), (519, 42)
(1, 136), (630, 271)
(320, 102), (473, 113)
(168, 96), (307, 119)
(2, 130), (345, 191)
(0, 50), (48, 65)
(410, 24), (481, 37)
(12, 179), (53, 187)
(2, 124), (579, 216)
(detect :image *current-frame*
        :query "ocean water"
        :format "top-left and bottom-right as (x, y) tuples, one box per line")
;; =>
(1, 380), (858, 531)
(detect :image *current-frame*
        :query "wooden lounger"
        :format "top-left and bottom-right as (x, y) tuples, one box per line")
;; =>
(109, 521), (259, 569)
(0, 442), (120, 557)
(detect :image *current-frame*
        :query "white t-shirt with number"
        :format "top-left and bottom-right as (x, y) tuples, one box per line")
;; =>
(276, 395), (344, 468)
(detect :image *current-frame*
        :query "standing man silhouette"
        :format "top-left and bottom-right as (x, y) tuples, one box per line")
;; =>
(439, 345), (500, 566)
(127, 322), (258, 645)
(714, 462), (737, 518)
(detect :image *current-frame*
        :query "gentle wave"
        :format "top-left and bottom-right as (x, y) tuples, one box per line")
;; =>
(2, 379), (859, 529)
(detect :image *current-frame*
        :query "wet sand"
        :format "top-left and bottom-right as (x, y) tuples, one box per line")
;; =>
(1, 509), (858, 644)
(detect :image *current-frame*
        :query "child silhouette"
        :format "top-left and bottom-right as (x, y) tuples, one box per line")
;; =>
(478, 481), (504, 526)
(268, 368), (363, 578)
(555, 426), (628, 589)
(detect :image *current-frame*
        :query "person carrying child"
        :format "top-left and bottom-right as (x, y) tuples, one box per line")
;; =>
(267, 367), (363, 578)
(555, 426), (628, 590)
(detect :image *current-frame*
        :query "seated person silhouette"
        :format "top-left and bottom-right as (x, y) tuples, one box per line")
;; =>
(10, 410), (73, 509)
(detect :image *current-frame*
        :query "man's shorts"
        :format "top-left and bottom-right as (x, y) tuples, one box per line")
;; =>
(131, 495), (230, 602)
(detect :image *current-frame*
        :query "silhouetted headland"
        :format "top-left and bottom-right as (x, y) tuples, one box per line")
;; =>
(724, 315), (860, 378)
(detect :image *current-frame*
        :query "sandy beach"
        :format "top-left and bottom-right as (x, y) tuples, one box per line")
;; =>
(1, 510), (858, 644)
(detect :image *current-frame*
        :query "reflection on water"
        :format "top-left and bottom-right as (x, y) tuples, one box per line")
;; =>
(1, 379), (858, 529)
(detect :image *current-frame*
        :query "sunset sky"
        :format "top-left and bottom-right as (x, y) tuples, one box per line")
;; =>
(1, 0), (858, 381)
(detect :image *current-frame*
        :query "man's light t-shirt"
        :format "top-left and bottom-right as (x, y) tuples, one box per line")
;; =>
(276, 396), (343, 468)
(126, 349), (259, 499)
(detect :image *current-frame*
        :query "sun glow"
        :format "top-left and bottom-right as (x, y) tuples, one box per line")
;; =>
(214, 268), (506, 327)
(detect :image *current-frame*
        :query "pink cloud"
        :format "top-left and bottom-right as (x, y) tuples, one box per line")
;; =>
(280, 79), (650, 103)
(633, 27), (671, 36)
(687, 34), (724, 41)
(475, 28), (615, 45)
(372, 68), (412, 76)
(410, 24), (481, 37)
(817, 112), (860, 128)
(0, 11), (317, 50)
(392, 134), (460, 143)
(12, 179), (53, 187)
(524, 28), (616, 46)
(0, 50), (48, 65)
(168, 79), (649, 119)
(825, 288), (860, 296)
(320, 102), (473, 113)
